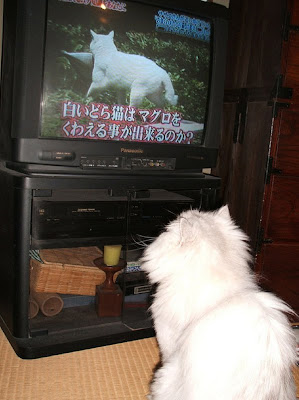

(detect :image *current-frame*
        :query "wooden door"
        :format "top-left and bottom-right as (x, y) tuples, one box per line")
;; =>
(213, 0), (286, 250)
(256, 0), (299, 315)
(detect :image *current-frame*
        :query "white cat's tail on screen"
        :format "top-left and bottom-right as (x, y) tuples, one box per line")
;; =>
(163, 74), (178, 106)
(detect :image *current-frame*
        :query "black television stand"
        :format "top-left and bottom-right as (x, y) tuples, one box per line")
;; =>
(0, 162), (221, 358)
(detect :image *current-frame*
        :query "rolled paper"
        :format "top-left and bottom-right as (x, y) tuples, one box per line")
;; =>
(103, 245), (122, 266)
(32, 292), (64, 317)
(29, 295), (39, 319)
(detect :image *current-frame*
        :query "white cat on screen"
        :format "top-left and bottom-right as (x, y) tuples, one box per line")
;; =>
(87, 30), (178, 108)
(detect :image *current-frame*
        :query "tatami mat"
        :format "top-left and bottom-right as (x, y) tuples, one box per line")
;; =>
(1, 328), (298, 399)
(295, 366), (299, 398)
(0, 329), (159, 400)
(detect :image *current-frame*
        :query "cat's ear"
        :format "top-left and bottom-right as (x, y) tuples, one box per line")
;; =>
(90, 29), (97, 38)
(217, 205), (231, 220)
(178, 213), (193, 245)
(108, 31), (114, 38)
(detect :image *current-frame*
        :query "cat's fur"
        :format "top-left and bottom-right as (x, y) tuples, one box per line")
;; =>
(87, 30), (178, 107)
(141, 206), (296, 400)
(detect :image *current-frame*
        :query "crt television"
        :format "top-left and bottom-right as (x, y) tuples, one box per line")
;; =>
(0, 0), (228, 174)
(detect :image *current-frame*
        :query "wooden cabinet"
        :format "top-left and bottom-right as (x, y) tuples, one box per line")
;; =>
(214, 0), (286, 247)
(214, 0), (299, 315)
(256, 0), (299, 314)
(256, 0), (299, 315)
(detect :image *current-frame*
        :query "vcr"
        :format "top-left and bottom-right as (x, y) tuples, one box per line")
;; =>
(31, 189), (194, 248)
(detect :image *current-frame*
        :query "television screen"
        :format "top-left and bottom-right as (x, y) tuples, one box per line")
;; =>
(41, 0), (212, 147)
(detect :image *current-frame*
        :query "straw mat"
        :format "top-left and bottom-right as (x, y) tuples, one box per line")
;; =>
(0, 329), (159, 400)
(295, 366), (299, 399)
(1, 328), (298, 399)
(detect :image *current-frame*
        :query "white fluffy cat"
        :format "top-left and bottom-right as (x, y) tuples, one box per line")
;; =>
(87, 30), (178, 107)
(141, 206), (296, 400)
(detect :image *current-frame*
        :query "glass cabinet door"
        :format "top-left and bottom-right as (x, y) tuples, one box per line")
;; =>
(28, 185), (217, 343)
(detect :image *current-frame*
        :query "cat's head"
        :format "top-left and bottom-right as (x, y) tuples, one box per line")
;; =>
(89, 30), (115, 53)
(141, 206), (252, 285)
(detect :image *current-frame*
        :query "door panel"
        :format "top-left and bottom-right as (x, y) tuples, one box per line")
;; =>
(290, 0), (299, 25)
(274, 109), (299, 175)
(225, 0), (285, 89)
(215, 101), (273, 247)
(265, 176), (299, 242)
(259, 243), (299, 313)
(283, 31), (299, 87)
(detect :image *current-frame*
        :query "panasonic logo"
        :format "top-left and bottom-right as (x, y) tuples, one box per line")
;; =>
(120, 148), (144, 154)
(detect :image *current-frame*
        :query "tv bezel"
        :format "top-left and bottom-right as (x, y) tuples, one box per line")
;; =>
(1, 0), (228, 173)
